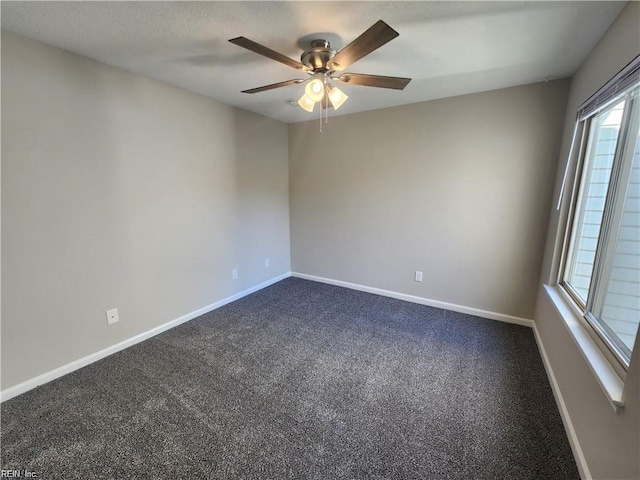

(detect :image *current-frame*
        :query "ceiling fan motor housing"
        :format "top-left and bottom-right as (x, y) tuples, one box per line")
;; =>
(301, 40), (336, 72)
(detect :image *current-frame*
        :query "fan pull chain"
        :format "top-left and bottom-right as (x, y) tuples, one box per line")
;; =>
(325, 99), (329, 125)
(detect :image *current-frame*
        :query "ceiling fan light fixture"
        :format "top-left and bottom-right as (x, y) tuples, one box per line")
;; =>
(328, 86), (348, 110)
(229, 20), (411, 122)
(297, 93), (315, 112)
(305, 77), (325, 102)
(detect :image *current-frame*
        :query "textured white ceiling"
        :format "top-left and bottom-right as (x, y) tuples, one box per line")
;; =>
(1, 1), (627, 123)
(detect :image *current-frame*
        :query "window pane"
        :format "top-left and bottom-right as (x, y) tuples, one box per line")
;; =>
(564, 100), (626, 303)
(595, 117), (640, 356)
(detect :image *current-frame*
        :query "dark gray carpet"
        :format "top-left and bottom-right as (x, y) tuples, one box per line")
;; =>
(1, 277), (579, 479)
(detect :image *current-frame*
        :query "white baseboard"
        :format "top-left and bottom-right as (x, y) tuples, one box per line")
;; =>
(532, 324), (591, 480)
(0, 272), (292, 403)
(292, 272), (534, 327)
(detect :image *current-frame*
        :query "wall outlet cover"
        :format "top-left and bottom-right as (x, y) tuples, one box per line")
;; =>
(106, 308), (119, 325)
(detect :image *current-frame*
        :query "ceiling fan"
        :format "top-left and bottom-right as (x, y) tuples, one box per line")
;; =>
(229, 20), (411, 113)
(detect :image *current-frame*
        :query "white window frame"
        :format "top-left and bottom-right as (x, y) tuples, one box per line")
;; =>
(554, 55), (640, 390)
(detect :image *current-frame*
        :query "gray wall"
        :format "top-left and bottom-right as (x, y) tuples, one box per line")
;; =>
(534, 3), (640, 479)
(289, 80), (569, 320)
(1, 31), (291, 390)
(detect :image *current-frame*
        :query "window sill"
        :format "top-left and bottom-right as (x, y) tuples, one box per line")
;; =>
(544, 284), (625, 413)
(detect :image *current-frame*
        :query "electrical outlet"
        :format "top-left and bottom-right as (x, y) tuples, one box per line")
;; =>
(106, 308), (119, 325)
(265, 258), (270, 268)
(232, 269), (238, 280)
(415, 271), (423, 282)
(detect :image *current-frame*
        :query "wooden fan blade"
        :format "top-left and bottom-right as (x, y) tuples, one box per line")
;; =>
(337, 73), (411, 90)
(328, 20), (399, 72)
(229, 37), (309, 72)
(241, 79), (305, 94)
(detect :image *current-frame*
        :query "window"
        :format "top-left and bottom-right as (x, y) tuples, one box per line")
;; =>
(559, 57), (640, 369)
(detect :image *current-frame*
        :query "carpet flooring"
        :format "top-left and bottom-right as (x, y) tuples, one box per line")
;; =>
(1, 277), (579, 479)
